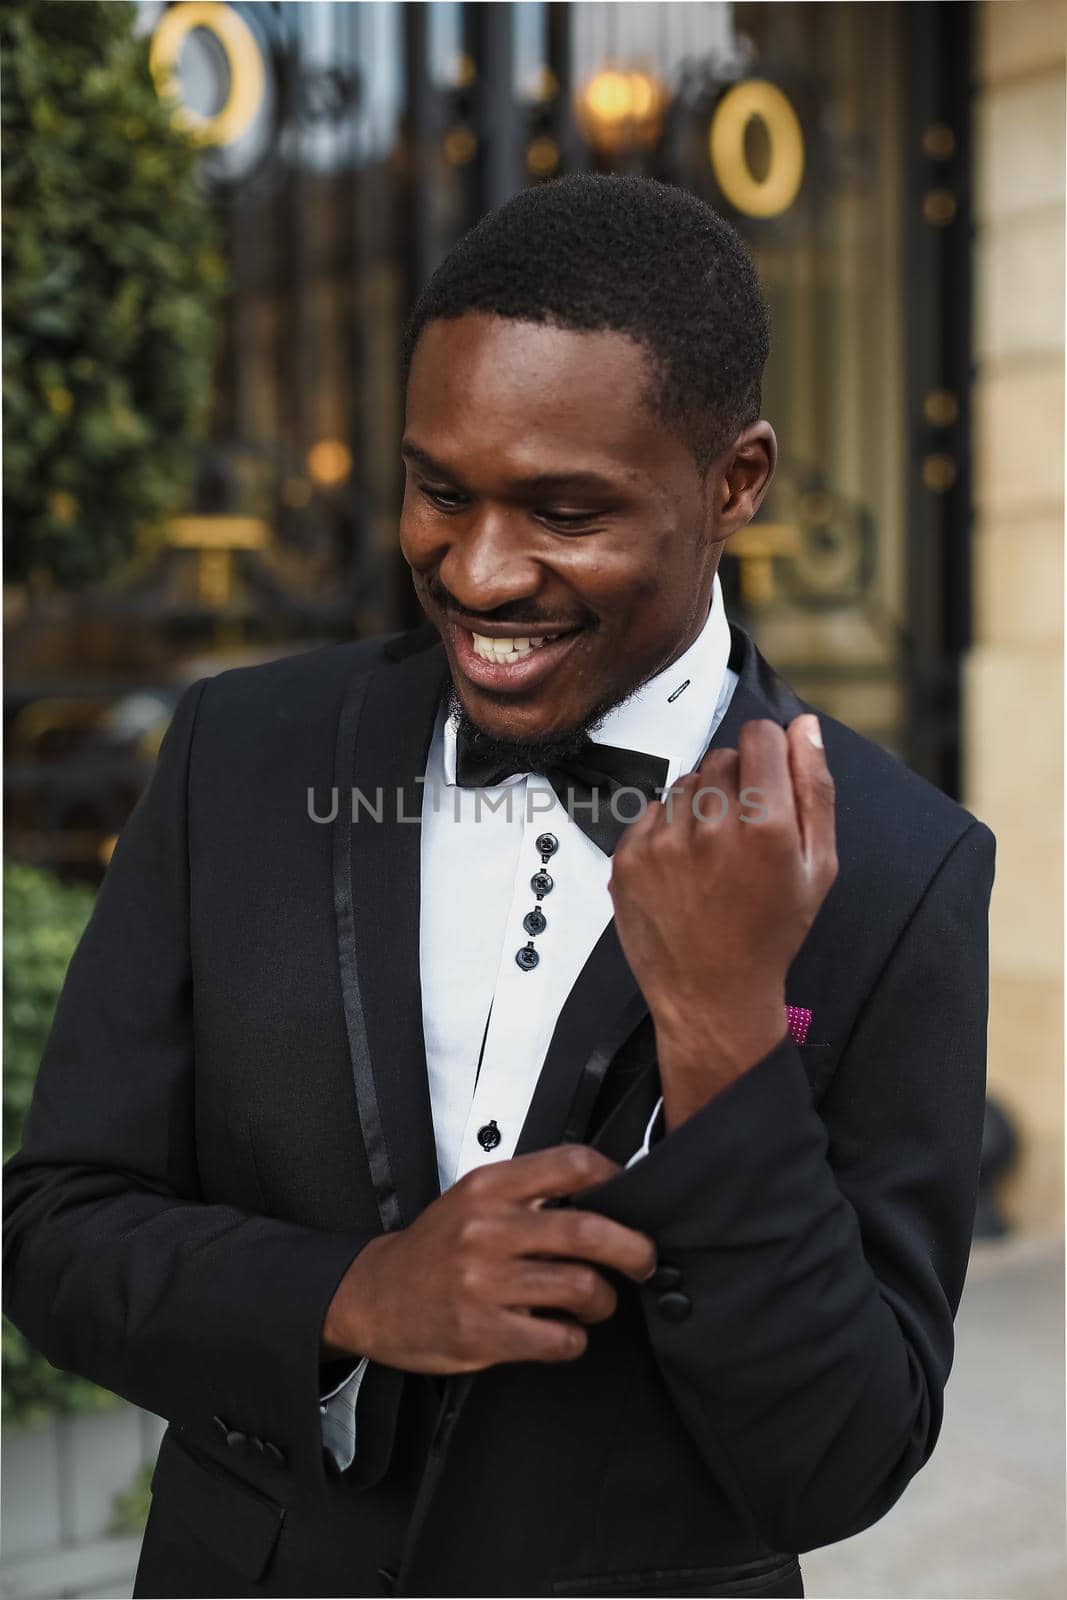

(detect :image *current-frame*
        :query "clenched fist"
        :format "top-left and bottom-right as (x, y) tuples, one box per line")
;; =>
(322, 1144), (656, 1371)
(608, 713), (837, 1132)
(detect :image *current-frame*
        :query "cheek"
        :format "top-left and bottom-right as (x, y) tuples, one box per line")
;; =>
(398, 495), (431, 568)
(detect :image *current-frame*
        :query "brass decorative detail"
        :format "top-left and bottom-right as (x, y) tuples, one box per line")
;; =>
(922, 123), (956, 160)
(709, 80), (805, 219)
(922, 189), (957, 226)
(150, 2), (266, 148)
(922, 453), (958, 493)
(923, 390), (959, 428)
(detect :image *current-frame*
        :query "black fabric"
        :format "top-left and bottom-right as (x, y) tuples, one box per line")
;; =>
(454, 728), (670, 855)
(2, 622), (994, 1598)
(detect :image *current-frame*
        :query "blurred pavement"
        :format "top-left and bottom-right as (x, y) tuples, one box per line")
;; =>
(802, 1233), (1066, 1599)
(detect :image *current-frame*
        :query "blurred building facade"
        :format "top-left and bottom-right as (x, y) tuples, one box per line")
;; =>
(968, 0), (1064, 1232)
(3, 0), (1063, 1229)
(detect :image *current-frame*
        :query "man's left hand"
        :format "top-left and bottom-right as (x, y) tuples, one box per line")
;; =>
(608, 713), (837, 1133)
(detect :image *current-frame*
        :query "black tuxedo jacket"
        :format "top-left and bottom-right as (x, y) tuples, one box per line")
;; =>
(3, 622), (995, 1600)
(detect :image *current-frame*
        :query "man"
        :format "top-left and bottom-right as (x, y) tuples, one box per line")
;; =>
(4, 176), (994, 1600)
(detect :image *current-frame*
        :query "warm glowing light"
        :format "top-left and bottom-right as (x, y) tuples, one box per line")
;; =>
(307, 439), (352, 488)
(526, 136), (560, 178)
(525, 66), (558, 103)
(448, 53), (477, 89)
(575, 68), (665, 154)
(443, 126), (478, 166)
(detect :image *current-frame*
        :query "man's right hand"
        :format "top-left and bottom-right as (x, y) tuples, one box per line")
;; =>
(321, 1145), (656, 1373)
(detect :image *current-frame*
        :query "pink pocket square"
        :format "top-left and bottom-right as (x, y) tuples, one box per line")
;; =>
(785, 1005), (813, 1045)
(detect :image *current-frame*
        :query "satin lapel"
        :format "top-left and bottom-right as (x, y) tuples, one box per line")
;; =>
(332, 636), (449, 1233)
(513, 622), (802, 1158)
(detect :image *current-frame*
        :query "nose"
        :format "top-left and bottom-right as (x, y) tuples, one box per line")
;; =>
(436, 506), (542, 616)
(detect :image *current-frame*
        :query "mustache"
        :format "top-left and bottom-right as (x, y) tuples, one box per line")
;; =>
(422, 576), (597, 632)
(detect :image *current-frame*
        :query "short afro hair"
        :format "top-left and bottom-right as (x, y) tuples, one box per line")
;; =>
(401, 173), (770, 476)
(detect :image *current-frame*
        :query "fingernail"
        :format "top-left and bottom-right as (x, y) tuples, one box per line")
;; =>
(802, 714), (823, 749)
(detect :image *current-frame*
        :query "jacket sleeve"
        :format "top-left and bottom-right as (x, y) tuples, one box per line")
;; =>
(2, 679), (374, 1489)
(571, 818), (995, 1554)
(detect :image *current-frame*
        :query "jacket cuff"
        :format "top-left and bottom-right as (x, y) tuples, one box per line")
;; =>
(574, 1035), (816, 1233)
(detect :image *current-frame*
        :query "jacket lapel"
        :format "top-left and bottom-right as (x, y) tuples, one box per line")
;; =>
(332, 630), (449, 1233)
(514, 621), (805, 1160)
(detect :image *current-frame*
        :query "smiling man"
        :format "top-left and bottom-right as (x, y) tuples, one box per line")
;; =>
(4, 176), (995, 1600)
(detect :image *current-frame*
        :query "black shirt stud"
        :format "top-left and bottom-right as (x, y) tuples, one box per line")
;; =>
(477, 1120), (502, 1151)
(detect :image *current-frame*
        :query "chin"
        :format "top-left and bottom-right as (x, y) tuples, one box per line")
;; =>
(447, 684), (614, 769)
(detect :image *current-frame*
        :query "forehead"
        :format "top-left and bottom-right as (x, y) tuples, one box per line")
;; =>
(404, 313), (690, 486)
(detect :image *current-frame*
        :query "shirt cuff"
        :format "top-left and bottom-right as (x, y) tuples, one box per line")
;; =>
(319, 1355), (370, 1471)
(624, 1095), (665, 1169)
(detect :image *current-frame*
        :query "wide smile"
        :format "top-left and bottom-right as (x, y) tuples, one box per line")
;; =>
(449, 620), (587, 694)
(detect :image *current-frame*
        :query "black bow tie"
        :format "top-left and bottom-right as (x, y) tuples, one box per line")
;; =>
(454, 729), (670, 856)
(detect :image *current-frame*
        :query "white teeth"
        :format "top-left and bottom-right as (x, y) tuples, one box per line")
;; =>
(471, 632), (553, 664)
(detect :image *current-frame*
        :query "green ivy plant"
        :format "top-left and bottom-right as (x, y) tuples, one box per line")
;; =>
(1, 0), (226, 587)
(2, 862), (118, 1426)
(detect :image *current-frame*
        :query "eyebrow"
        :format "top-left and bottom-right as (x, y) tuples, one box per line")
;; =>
(400, 439), (622, 496)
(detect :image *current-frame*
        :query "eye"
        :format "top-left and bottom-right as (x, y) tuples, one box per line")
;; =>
(419, 484), (469, 512)
(536, 509), (601, 533)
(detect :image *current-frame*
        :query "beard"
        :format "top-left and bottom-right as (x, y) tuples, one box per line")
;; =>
(445, 676), (643, 771)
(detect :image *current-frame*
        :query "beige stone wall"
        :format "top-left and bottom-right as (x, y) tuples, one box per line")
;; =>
(967, 0), (1065, 1230)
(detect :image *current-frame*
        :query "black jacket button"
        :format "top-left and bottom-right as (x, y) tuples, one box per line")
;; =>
(656, 1291), (692, 1323)
(648, 1263), (683, 1292)
(225, 1429), (247, 1448)
(264, 1441), (286, 1465)
(212, 1414), (229, 1437)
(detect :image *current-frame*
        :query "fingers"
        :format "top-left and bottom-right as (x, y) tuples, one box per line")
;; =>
(734, 719), (794, 832)
(688, 749), (738, 825)
(786, 713), (837, 879)
(468, 1143), (622, 1205)
(491, 1307), (590, 1365)
(510, 1260), (619, 1324)
(512, 1205), (657, 1284)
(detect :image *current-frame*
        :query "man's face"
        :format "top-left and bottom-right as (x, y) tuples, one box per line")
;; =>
(400, 313), (773, 749)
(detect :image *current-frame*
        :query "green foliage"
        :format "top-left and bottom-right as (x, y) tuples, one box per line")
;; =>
(2, 1314), (121, 1428)
(3, 861), (94, 1161)
(108, 1459), (154, 1537)
(1, 0), (226, 586)
(2, 861), (118, 1426)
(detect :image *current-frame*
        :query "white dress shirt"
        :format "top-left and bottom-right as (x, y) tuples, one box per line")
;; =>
(320, 574), (738, 1470)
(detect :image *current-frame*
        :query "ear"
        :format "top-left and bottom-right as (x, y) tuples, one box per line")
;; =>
(712, 422), (777, 539)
